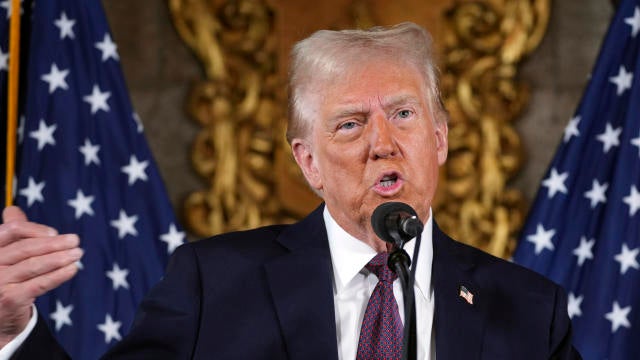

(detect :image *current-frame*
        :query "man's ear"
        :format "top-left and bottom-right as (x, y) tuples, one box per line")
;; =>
(291, 139), (323, 190)
(435, 122), (448, 165)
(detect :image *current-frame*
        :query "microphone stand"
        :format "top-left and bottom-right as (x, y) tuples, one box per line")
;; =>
(388, 231), (421, 360)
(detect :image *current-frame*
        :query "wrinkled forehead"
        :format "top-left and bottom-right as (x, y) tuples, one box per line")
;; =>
(306, 53), (426, 97)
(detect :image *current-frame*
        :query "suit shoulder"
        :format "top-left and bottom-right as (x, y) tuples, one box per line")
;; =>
(179, 224), (290, 260)
(446, 236), (561, 294)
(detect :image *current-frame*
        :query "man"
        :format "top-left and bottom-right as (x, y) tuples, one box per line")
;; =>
(0, 22), (580, 359)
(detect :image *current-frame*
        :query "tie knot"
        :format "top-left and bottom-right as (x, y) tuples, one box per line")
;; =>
(365, 252), (397, 283)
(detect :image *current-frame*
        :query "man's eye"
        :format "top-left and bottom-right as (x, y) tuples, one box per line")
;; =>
(339, 121), (358, 130)
(397, 110), (413, 118)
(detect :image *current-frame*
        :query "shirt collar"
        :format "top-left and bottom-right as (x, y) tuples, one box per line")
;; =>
(324, 206), (434, 301)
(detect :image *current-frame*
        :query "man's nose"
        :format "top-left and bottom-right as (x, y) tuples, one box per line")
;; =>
(369, 114), (398, 159)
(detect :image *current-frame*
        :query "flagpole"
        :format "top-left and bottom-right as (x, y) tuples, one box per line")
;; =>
(5, 0), (21, 207)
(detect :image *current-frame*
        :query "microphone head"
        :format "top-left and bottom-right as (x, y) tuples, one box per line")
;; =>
(371, 202), (420, 247)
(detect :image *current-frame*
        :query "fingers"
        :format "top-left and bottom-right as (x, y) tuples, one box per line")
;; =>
(2, 206), (27, 223)
(28, 262), (79, 296)
(0, 247), (83, 286)
(0, 207), (58, 247)
(0, 207), (80, 342)
(0, 234), (80, 266)
(1, 262), (79, 306)
(0, 246), (80, 341)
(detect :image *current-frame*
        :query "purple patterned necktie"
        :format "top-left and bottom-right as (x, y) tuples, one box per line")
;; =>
(356, 252), (403, 360)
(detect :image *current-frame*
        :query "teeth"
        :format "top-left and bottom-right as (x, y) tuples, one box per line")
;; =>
(380, 180), (394, 187)
(379, 174), (398, 188)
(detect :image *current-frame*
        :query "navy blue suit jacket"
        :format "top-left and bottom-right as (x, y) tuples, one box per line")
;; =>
(20, 205), (580, 359)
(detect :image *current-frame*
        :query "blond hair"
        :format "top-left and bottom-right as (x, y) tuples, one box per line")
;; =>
(286, 22), (448, 143)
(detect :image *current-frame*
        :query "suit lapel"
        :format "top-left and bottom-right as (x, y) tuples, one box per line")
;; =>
(263, 208), (488, 359)
(264, 205), (339, 360)
(432, 222), (487, 360)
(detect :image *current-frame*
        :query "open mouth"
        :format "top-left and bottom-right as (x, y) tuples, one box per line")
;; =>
(378, 172), (400, 188)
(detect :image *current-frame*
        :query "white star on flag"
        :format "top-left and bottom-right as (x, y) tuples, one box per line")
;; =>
(19, 177), (45, 207)
(542, 168), (569, 198)
(94, 33), (119, 62)
(106, 263), (130, 290)
(567, 293), (583, 319)
(563, 115), (581, 143)
(614, 243), (639, 274)
(596, 123), (622, 154)
(54, 11), (76, 39)
(67, 190), (95, 219)
(584, 179), (608, 208)
(97, 314), (122, 344)
(83, 85), (111, 115)
(41, 63), (70, 94)
(0, 46), (7, 71)
(0, 1), (9, 19)
(623, 185), (640, 216)
(17, 115), (24, 143)
(78, 138), (100, 166)
(109, 209), (139, 239)
(604, 302), (632, 333)
(572, 236), (595, 266)
(631, 132), (640, 157)
(527, 224), (556, 254)
(121, 155), (149, 185)
(133, 112), (144, 133)
(0, 0), (21, 20)
(625, 6), (640, 37)
(50, 300), (73, 331)
(29, 119), (57, 151)
(609, 65), (633, 96)
(160, 223), (185, 254)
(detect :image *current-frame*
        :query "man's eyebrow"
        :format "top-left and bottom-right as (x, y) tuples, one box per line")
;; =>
(381, 95), (421, 110)
(328, 94), (421, 120)
(331, 103), (371, 118)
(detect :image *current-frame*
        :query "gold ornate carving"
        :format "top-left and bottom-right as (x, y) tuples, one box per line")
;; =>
(169, 0), (550, 259)
(169, 0), (305, 236)
(435, 0), (550, 257)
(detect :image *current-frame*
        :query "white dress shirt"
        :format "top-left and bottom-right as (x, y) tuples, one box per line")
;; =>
(0, 305), (38, 360)
(324, 206), (436, 360)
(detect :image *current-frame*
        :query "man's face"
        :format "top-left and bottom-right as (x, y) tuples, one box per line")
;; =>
(292, 58), (448, 245)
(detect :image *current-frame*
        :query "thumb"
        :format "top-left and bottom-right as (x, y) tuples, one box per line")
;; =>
(3, 206), (28, 223)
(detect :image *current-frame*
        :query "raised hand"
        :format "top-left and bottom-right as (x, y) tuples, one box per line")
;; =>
(0, 206), (82, 348)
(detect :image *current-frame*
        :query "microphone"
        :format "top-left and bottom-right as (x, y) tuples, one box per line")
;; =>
(371, 202), (424, 248)
(371, 202), (423, 360)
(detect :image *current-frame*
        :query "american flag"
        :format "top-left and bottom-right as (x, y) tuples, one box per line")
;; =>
(0, 1), (185, 359)
(513, 0), (640, 358)
(458, 285), (474, 305)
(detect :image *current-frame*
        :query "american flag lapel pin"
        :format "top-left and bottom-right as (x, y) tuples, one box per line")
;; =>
(459, 285), (474, 305)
